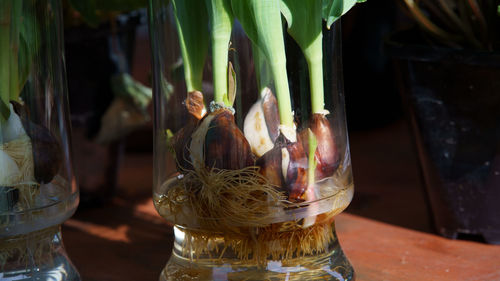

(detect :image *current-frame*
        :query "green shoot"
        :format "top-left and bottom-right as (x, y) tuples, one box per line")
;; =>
(307, 128), (318, 186)
(172, 0), (209, 92)
(231, 0), (294, 129)
(281, 0), (324, 114)
(205, 0), (234, 106)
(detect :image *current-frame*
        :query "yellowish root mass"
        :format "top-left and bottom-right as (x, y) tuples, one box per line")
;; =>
(0, 226), (59, 271)
(179, 218), (336, 266)
(158, 166), (289, 234)
(156, 165), (342, 265)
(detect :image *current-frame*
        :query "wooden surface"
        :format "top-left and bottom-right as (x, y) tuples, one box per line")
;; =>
(63, 198), (500, 281)
(62, 121), (500, 280)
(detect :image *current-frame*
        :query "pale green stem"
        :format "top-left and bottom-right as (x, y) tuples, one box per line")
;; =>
(212, 35), (230, 105)
(205, 0), (233, 105)
(304, 33), (324, 114)
(271, 60), (293, 128)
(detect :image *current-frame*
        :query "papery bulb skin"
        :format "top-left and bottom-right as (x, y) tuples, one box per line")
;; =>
(202, 108), (255, 170)
(244, 88), (280, 157)
(301, 113), (340, 180)
(172, 91), (206, 171)
(261, 89), (280, 142)
(256, 134), (308, 201)
(185, 91), (206, 120)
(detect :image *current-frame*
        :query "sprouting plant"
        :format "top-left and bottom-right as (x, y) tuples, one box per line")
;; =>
(231, 0), (295, 136)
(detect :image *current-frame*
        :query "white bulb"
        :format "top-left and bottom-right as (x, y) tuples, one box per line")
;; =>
(0, 150), (20, 186)
(1, 105), (27, 144)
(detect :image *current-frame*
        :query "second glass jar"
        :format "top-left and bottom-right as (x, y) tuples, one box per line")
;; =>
(149, 1), (354, 280)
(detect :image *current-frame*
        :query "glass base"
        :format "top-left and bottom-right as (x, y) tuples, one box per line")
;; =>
(160, 222), (354, 281)
(0, 225), (80, 281)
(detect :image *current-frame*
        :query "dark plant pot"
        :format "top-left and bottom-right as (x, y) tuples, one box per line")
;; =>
(387, 29), (500, 244)
(64, 14), (139, 206)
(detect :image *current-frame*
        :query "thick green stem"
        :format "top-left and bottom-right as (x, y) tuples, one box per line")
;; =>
(305, 35), (324, 114)
(205, 0), (233, 105)
(271, 60), (293, 128)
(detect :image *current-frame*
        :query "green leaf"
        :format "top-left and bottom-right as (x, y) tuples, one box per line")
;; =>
(231, 0), (294, 127)
(281, 0), (322, 54)
(322, 0), (359, 28)
(172, 0), (209, 92)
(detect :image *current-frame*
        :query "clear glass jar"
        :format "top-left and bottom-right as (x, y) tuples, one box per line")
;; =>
(0, 0), (80, 280)
(149, 1), (354, 280)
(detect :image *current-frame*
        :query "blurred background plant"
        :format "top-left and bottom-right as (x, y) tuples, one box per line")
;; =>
(62, 0), (151, 206)
(401, 0), (500, 50)
(387, 0), (500, 244)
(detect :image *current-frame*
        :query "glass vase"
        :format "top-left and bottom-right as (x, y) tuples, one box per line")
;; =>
(149, 1), (354, 280)
(0, 0), (80, 280)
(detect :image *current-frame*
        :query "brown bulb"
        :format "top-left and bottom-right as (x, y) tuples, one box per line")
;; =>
(201, 108), (254, 170)
(301, 114), (339, 180)
(257, 134), (308, 201)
